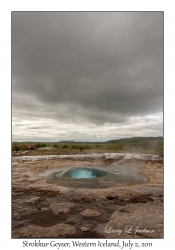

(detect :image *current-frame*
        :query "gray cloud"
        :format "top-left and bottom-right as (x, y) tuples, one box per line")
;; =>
(12, 12), (163, 141)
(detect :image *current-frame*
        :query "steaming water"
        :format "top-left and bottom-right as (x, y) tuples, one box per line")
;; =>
(69, 169), (96, 178)
(67, 168), (106, 179)
(46, 166), (147, 188)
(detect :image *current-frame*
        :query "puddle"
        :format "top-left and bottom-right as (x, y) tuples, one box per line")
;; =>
(16, 198), (117, 231)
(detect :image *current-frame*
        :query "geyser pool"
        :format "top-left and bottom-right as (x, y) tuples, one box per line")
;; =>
(66, 168), (106, 179)
(46, 166), (147, 188)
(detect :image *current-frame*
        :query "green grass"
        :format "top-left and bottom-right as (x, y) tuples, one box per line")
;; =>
(12, 137), (163, 154)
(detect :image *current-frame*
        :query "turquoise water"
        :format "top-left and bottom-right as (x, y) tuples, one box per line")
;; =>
(46, 166), (146, 188)
(66, 168), (106, 179)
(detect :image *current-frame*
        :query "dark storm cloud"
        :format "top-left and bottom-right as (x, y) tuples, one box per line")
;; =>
(12, 12), (163, 124)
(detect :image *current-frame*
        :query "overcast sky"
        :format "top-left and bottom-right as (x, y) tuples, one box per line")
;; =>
(12, 12), (163, 142)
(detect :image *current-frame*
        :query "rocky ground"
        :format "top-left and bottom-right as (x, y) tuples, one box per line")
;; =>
(12, 153), (163, 238)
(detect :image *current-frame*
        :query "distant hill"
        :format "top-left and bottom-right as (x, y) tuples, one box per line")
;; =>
(58, 140), (76, 142)
(105, 136), (163, 153)
(106, 136), (163, 143)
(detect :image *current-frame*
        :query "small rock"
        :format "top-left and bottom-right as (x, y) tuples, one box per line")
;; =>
(13, 198), (22, 203)
(23, 174), (29, 177)
(80, 209), (101, 217)
(71, 196), (96, 203)
(106, 195), (118, 200)
(24, 197), (41, 204)
(40, 207), (49, 211)
(119, 209), (130, 213)
(123, 198), (130, 202)
(49, 202), (76, 215)
(80, 227), (90, 232)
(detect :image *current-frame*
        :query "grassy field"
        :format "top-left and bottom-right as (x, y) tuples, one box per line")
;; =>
(12, 137), (163, 155)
